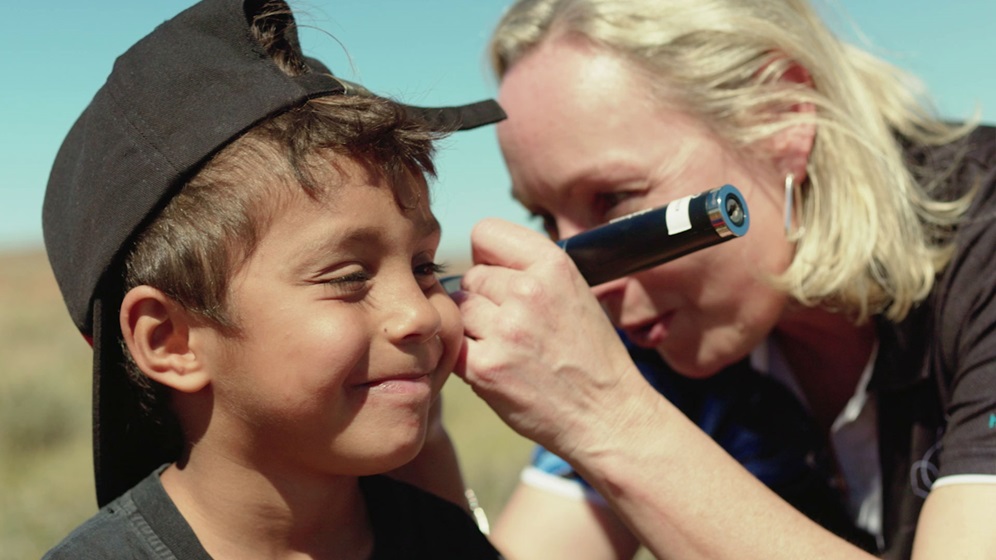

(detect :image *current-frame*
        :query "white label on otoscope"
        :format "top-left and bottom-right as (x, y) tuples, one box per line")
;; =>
(666, 195), (693, 234)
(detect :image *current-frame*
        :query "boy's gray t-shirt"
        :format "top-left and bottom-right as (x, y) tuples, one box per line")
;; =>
(44, 466), (501, 559)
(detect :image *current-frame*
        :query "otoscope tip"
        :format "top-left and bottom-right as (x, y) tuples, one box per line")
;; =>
(726, 193), (745, 227)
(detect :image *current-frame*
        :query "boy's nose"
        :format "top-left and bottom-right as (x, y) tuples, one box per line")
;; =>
(383, 282), (442, 345)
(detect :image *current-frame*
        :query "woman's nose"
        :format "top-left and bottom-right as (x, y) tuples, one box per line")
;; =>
(588, 275), (628, 303)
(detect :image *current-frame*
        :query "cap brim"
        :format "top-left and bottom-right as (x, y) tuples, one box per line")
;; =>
(301, 57), (506, 131)
(407, 99), (506, 132)
(61, 2), (505, 509)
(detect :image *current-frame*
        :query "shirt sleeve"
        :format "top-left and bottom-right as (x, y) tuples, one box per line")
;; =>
(935, 151), (996, 480)
(933, 134), (996, 478)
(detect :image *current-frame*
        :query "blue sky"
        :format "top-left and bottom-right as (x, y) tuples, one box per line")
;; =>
(2, 0), (994, 258)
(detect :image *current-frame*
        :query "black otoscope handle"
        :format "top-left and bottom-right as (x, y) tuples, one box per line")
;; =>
(441, 184), (748, 292)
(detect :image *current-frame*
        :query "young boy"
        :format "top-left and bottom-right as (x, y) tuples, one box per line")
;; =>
(41, 0), (505, 557)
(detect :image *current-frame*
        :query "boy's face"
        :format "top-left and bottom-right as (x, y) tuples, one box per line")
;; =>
(200, 158), (461, 476)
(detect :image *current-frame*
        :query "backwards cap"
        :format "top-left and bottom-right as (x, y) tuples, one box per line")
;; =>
(42, 0), (505, 506)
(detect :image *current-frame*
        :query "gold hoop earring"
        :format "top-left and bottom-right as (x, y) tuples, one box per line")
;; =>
(783, 173), (804, 239)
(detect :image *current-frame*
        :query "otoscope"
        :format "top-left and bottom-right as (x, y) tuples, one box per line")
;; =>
(442, 184), (748, 292)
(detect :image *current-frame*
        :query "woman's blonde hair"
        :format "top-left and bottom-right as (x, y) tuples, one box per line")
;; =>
(490, 0), (978, 322)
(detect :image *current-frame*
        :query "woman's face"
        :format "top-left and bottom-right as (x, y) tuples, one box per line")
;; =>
(496, 37), (797, 377)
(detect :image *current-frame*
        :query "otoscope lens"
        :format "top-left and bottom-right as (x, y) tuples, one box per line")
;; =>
(725, 194), (745, 227)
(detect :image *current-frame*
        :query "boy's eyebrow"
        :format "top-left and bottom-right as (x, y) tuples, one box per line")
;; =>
(293, 215), (443, 267)
(418, 214), (442, 239)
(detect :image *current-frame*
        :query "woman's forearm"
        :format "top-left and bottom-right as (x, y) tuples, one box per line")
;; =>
(569, 387), (874, 560)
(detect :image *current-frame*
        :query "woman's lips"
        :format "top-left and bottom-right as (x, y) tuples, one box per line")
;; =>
(623, 314), (673, 349)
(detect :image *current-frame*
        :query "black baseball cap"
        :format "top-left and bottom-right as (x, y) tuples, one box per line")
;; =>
(42, 0), (505, 507)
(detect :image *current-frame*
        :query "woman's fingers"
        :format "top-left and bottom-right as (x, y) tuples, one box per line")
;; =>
(463, 220), (590, 311)
(449, 218), (646, 455)
(469, 218), (555, 270)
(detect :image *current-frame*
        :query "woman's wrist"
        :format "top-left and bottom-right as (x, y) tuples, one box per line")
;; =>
(561, 373), (680, 491)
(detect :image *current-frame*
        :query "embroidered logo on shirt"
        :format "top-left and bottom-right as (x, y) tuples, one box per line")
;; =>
(910, 439), (942, 499)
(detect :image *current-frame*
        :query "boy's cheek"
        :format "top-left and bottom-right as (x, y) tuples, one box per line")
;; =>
(433, 294), (464, 372)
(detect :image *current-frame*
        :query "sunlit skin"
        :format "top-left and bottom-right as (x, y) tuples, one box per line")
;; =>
(497, 36), (798, 379)
(475, 28), (994, 560)
(193, 163), (462, 479)
(119, 156), (465, 558)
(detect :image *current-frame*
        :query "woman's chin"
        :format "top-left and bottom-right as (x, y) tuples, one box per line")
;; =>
(657, 347), (731, 379)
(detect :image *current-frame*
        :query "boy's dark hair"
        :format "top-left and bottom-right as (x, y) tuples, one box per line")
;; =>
(122, 95), (445, 466)
(42, 0), (504, 507)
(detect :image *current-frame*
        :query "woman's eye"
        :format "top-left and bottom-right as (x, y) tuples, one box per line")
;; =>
(530, 212), (559, 241)
(596, 191), (640, 219)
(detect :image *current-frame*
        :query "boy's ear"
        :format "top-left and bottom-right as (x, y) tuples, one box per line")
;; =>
(120, 286), (211, 393)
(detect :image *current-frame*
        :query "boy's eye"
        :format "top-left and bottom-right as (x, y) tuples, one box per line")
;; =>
(415, 262), (446, 276)
(323, 270), (371, 297)
(414, 261), (447, 289)
(414, 261), (447, 276)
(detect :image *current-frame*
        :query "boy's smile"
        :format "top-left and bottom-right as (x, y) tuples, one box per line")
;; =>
(196, 158), (461, 478)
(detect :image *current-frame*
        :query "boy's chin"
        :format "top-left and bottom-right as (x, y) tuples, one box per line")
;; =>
(384, 436), (427, 470)
(348, 427), (429, 477)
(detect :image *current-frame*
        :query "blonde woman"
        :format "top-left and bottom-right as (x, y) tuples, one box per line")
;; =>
(453, 0), (996, 558)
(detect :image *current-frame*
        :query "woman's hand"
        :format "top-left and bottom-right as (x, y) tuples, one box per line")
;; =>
(454, 219), (882, 560)
(453, 218), (651, 464)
